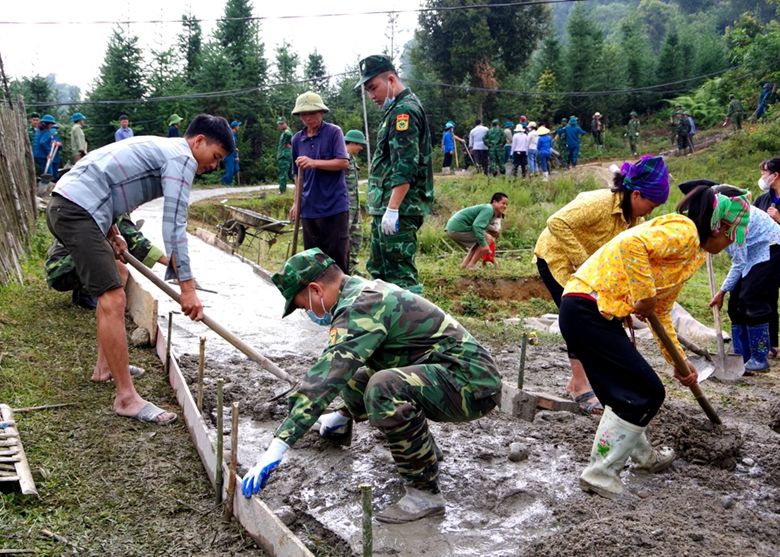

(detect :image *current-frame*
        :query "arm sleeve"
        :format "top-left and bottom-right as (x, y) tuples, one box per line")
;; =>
(274, 299), (389, 446)
(160, 156), (197, 281)
(471, 206), (495, 246)
(387, 109), (422, 188)
(651, 283), (686, 364)
(330, 126), (349, 160)
(545, 198), (606, 268)
(720, 244), (744, 293)
(116, 215), (162, 268)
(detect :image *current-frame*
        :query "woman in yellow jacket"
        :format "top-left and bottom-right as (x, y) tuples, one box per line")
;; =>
(558, 184), (750, 499)
(534, 156), (669, 415)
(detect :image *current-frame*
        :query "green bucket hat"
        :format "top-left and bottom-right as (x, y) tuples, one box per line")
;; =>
(272, 248), (336, 317)
(355, 54), (396, 89)
(491, 119), (499, 125)
(292, 91), (329, 114)
(70, 112), (85, 123)
(277, 117), (287, 125)
(168, 114), (183, 126)
(344, 129), (367, 145)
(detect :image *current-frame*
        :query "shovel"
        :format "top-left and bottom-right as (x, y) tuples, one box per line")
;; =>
(647, 312), (722, 425)
(290, 167), (304, 256)
(122, 251), (299, 398)
(39, 142), (59, 180)
(705, 254), (745, 380)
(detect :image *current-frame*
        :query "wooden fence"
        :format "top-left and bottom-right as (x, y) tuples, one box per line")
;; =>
(0, 97), (37, 286)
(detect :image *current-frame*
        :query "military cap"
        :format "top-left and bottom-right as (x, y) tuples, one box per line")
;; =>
(491, 118), (499, 125)
(168, 113), (183, 126)
(344, 129), (367, 145)
(272, 248), (336, 317)
(630, 110), (638, 117)
(29, 112), (40, 119)
(355, 54), (396, 89)
(277, 117), (287, 125)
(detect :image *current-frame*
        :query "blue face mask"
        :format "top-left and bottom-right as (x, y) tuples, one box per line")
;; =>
(306, 288), (332, 326)
(382, 81), (395, 110)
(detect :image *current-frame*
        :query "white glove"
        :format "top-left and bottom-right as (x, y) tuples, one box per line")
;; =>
(381, 208), (399, 235)
(315, 411), (351, 437)
(241, 438), (289, 497)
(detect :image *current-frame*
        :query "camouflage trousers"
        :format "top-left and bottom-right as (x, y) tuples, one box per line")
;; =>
(348, 205), (363, 275)
(366, 215), (423, 294)
(488, 147), (504, 176)
(277, 156), (292, 194)
(341, 363), (498, 492)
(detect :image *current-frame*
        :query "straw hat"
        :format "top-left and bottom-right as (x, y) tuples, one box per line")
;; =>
(536, 125), (551, 135)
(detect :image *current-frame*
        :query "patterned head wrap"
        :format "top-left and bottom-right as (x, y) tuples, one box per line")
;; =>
(711, 189), (751, 246)
(618, 155), (670, 205)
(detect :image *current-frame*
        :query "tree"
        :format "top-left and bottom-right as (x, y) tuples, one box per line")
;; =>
(655, 29), (685, 98)
(178, 14), (203, 85)
(563, 5), (604, 116)
(87, 26), (147, 147)
(304, 51), (328, 94)
(269, 42), (302, 117)
(532, 69), (563, 124)
(620, 17), (657, 110)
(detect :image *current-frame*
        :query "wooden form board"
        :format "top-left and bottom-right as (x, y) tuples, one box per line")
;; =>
(0, 404), (37, 496)
(153, 324), (314, 557)
(125, 273), (158, 345)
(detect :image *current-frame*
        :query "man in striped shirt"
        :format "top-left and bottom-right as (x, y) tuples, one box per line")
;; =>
(46, 114), (233, 425)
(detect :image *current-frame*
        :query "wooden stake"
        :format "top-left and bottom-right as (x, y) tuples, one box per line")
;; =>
(13, 403), (78, 413)
(215, 378), (224, 504)
(224, 401), (239, 519)
(517, 332), (528, 389)
(165, 311), (174, 375)
(196, 336), (206, 412)
(40, 529), (77, 555)
(360, 484), (373, 557)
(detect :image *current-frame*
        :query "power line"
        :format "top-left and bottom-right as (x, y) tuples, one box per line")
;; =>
(0, 1), (584, 26)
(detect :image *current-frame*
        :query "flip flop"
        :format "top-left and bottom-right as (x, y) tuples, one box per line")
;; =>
(130, 402), (177, 425)
(93, 365), (145, 382)
(572, 390), (603, 416)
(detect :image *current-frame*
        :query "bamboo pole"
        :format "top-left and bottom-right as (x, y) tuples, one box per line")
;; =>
(196, 336), (206, 412)
(224, 401), (239, 519)
(215, 378), (224, 504)
(360, 484), (373, 557)
(165, 311), (174, 375)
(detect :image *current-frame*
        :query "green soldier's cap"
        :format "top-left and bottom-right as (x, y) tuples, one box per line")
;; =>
(272, 248), (336, 317)
(277, 117), (287, 125)
(630, 110), (638, 116)
(344, 129), (367, 144)
(491, 119), (499, 125)
(29, 112), (40, 119)
(168, 113), (183, 126)
(355, 54), (396, 89)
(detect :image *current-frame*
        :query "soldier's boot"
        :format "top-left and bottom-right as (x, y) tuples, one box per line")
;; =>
(579, 406), (643, 499)
(375, 485), (445, 523)
(629, 432), (675, 473)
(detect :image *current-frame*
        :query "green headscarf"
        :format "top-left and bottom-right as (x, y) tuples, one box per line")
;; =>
(710, 189), (751, 245)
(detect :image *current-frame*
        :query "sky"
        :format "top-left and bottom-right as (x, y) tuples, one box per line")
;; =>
(0, 0), (420, 94)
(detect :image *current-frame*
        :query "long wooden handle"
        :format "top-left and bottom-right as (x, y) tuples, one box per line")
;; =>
(647, 313), (722, 425)
(705, 254), (728, 371)
(290, 167), (304, 256)
(123, 251), (294, 385)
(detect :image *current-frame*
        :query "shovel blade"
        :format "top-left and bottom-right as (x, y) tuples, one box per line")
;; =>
(713, 353), (746, 381)
(689, 355), (715, 382)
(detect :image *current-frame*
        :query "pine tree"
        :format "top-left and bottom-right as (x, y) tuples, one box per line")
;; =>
(563, 5), (604, 117)
(178, 14), (203, 86)
(656, 30), (685, 99)
(304, 51), (328, 95)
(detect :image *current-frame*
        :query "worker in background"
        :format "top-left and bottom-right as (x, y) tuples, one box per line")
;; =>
(221, 120), (241, 186)
(70, 112), (88, 162)
(484, 119), (506, 177)
(276, 117), (294, 194)
(114, 114), (134, 142)
(445, 192), (509, 270)
(344, 129), (367, 275)
(168, 114), (184, 138)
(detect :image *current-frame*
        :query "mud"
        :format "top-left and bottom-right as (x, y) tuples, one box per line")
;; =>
(452, 276), (551, 302)
(132, 189), (780, 557)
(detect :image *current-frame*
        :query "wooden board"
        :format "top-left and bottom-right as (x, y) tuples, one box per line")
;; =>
(125, 273), (158, 345)
(0, 405), (37, 496)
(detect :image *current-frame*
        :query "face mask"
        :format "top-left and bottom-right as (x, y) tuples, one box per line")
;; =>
(758, 174), (775, 191)
(306, 288), (332, 327)
(382, 80), (395, 110)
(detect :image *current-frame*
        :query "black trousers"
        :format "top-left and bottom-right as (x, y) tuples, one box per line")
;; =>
(302, 211), (350, 273)
(559, 295), (665, 426)
(473, 149), (488, 175)
(727, 246), (780, 326)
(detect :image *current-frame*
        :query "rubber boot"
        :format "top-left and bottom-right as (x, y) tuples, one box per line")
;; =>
(731, 324), (751, 363)
(543, 171), (549, 182)
(745, 323), (770, 373)
(630, 432), (675, 473)
(579, 406), (643, 499)
(375, 486), (445, 523)
(442, 166), (451, 175)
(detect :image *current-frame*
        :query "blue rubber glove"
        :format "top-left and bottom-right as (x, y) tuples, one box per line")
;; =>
(381, 208), (399, 235)
(241, 438), (289, 497)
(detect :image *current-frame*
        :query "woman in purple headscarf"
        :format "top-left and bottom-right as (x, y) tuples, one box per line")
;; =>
(534, 155), (670, 415)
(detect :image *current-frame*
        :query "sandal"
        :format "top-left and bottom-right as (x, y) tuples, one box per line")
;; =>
(571, 390), (603, 416)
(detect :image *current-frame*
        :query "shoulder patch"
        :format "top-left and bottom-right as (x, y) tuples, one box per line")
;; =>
(395, 113), (410, 132)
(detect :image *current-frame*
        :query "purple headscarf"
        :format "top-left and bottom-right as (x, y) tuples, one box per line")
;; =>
(619, 155), (670, 205)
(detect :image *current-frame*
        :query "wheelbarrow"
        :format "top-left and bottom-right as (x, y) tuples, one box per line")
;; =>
(217, 205), (292, 248)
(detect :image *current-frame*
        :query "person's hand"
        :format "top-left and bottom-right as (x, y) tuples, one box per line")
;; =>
(241, 438), (289, 497)
(709, 290), (725, 310)
(633, 296), (657, 319)
(767, 206), (780, 222)
(179, 284), (204, 321)
(288, 203), (298, 222)
(109, 234), (128, 261)
(675, 359), (699, 387)
(295, 156), (317, 170)
(315, 411), (351, 437)
(381, 208), (399, 235)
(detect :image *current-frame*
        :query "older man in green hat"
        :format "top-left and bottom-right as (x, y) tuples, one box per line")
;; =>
(241, 248), (501, 523)
(276, 117), (294, 194)
(344, 129), (367, 274)
(355, 54), (433, 294)
(484, 118), (506, 177)
(70, 112), (88, 162)
(167, 114), (184, 138)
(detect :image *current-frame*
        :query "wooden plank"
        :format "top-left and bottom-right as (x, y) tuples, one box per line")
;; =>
(125, 273), (158, 345)
(0, 405), (36, 496)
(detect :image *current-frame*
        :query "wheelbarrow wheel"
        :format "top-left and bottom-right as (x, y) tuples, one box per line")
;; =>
(219, 219), (237, 242)
(234, 224), (246, 246)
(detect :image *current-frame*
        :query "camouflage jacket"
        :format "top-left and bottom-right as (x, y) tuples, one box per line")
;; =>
(484, 127), (506, 149)
(626, 119), (640, 136)
(277, 128), (293, 160)
(346, 154), (360, 212)
(274, 276), (501, 446)
(727, 99), (745, 118)
(367, 88), (433, 217)
(45, 214), (163, 290)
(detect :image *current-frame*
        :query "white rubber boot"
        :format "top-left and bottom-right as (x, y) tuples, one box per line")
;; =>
(543, 171), (549, 182)
(375, 486), (445, 523)
(630, 432), (675, 473)
(579, 406), (643, 499)
(442, 166), (451, 175)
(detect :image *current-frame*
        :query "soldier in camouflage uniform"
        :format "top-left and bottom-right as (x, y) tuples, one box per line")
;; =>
(726, 96), (746, 131)
(484, 119), (506, 177)
(241, 248), (501, 523)
(344, 129), (367, 275)
(626, 111), (640, 156)
(276, 118), (294, 194)
(355, 54), (433, 295)
(45, 214), (165, 309)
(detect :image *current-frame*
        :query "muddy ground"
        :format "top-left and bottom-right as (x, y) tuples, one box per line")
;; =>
(178, 332), (780, 557)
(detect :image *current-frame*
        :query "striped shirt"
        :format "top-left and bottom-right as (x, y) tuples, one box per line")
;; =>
(52, 136), (198, 281)
(722, 205), (780, 292)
